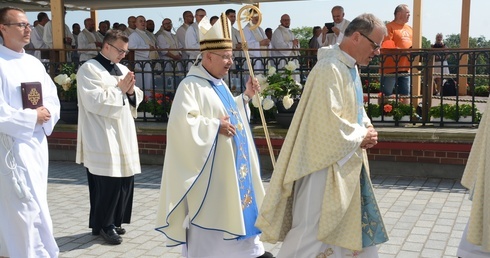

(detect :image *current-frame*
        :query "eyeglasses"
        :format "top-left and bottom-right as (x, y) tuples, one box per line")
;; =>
(3, 22), (32, 30)
(209, 52), (233, 61)
(108, 43), (130, 55)
(359, 32), (380, 51)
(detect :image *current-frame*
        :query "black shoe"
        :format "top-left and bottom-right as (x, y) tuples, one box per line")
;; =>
(92, 228), (100, 235)
(100, 228), (122, 245)
(257, 251), (274, 258)
(115, 227), (126, 235)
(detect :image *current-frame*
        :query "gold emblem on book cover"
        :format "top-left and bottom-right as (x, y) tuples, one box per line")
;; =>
(28, 88), (41, 105)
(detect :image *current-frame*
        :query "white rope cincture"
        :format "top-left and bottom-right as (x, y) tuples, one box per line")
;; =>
(0, 133), (33, 201)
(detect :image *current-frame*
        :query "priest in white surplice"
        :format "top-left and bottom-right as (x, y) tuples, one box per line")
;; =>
(77, 18), (102, 62)
(155, 13), (273, 258)
(156, 18), (183, 73)
(176, 10), (194, 60)
(30, 11), (49, 60)
(320, 6), (351, 47)
(256, 14), (389, 258)
(128, 15), (159, 95)
(0, 7), (60, 257)
(76, 30), (143, 245)
(124, 16), (136, 37)
(243, 10), (271, 73)
(42, 7), (75, 62)
(457, 91), (490, 257)
(225, 9), (243, 65)
(185, 8), (206, 67)
(270, 14), (299, 80)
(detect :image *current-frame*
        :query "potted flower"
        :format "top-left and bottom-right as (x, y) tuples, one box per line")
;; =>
(254, 61), (303, 111)
(138, 91), (173, 122)
(53, 64), (78, 124)
(429, 104), (451, 121)
(53, 63), (77, 102)
(363, 79), (381, 93)
(365, 103), (381, 121)
(430, 103), (481, 122)
(383, 102), (413, 121)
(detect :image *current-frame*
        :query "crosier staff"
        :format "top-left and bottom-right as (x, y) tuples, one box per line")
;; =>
(237, 4), (276, 168)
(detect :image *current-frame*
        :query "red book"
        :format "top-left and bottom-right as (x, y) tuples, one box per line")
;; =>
(21, 82), (43, 109)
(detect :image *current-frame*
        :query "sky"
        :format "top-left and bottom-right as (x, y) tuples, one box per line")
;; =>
(25, 0), (490, 43)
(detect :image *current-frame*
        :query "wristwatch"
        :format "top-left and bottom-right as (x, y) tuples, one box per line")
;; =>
(242, 94), (251, 102)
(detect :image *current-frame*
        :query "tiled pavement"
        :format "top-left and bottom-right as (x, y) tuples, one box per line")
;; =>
(48, 161), (470, 258)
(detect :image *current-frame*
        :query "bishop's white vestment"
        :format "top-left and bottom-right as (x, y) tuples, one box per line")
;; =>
(155, 65), (266, 258)
(0, 45), (60, 257)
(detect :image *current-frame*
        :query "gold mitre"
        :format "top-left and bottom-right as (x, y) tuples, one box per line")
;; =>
(199, 12), (232, 52)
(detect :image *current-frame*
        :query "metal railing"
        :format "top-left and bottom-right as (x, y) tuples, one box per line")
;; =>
(42, 47), (490, 126)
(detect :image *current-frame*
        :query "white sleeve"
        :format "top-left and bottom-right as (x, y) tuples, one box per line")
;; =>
(157, 34), (169, 55)
(271, 29), (292, 56)
(185, 26), (200, 58)
(43, 22), (53, 48)
(243, 26), (260, 57)
(176, 26), (186, 48)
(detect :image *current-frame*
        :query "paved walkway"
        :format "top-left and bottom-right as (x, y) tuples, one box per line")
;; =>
(48, 161), (470, 258)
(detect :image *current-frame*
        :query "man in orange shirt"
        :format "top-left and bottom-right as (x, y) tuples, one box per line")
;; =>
(380, 4), (412, 100)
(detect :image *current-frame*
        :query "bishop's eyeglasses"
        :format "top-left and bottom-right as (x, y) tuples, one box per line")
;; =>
(209, 52), (234, 61)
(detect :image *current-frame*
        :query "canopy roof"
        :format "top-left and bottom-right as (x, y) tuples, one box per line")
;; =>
(2, 0), (298, 11)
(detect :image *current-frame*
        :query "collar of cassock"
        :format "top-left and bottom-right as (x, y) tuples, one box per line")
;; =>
(94, 53), (122, 76)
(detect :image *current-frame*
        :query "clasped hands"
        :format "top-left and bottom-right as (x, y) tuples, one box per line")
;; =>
(117, 71), (136, 95)
(36, 106), (51, 125)
(361, 126), (378, 149)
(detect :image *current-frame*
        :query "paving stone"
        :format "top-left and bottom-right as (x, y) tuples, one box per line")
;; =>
(45, 161), (470, 257)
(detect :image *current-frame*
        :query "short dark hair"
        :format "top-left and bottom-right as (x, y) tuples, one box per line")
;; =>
(103, 29), (129, 46)
(195, 8), (205, 14)
(0, 6), (25, 24)
(37, 12), (48, 22)
(312, 26), (321, 33)
(225, 9), (236, 15)
(183, 10), (192, 18)
(210, 16), (219, 23)
(72, 23), (80, 30)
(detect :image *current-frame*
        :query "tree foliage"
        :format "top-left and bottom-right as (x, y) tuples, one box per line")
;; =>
(291, 26), (314, 56)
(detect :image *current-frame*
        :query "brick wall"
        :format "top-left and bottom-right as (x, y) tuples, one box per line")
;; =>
(48, 131), (473, 166)
(368, 142), (471, 165)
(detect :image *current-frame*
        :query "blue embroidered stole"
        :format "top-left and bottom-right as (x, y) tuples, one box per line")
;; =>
(349, 65), (364, 125)
(350, 66), (389, 247)
(210, 80), (261, 240)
